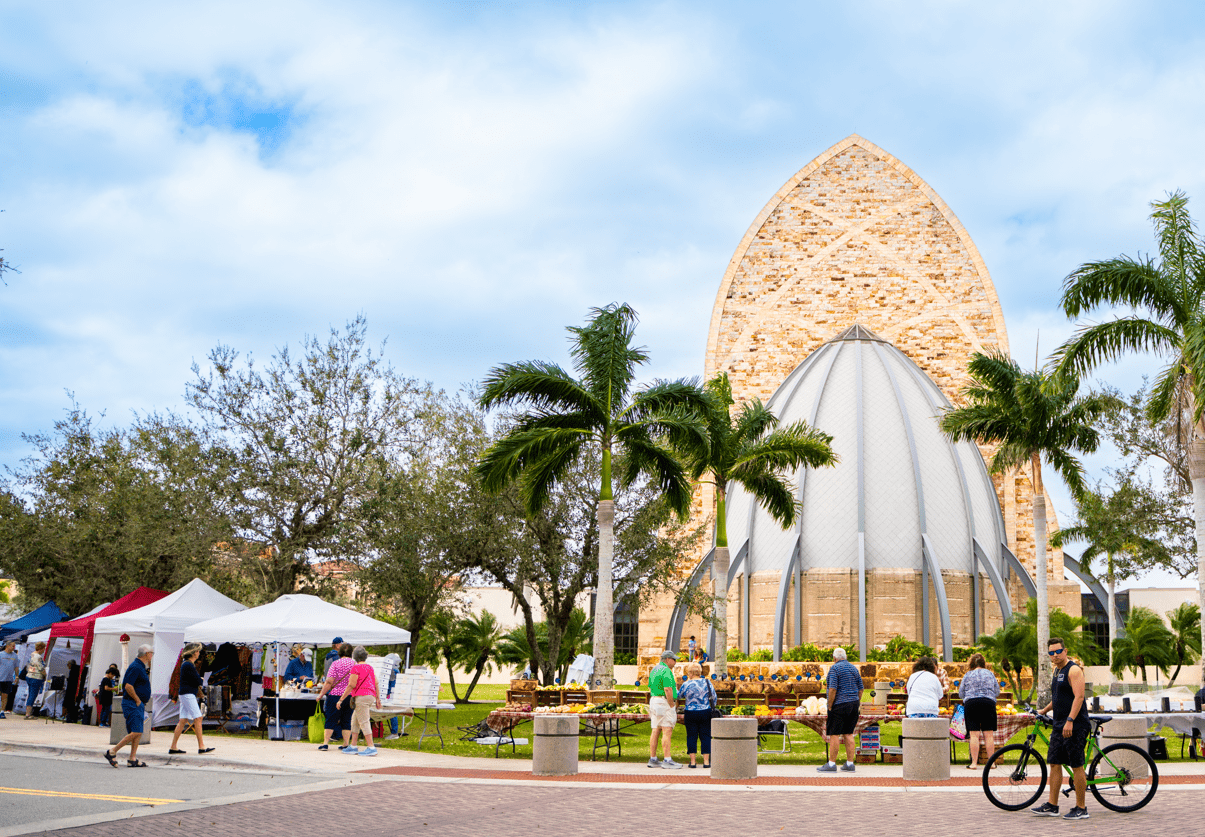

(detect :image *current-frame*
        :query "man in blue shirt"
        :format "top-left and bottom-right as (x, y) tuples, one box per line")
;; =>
(322, 637), (343, 678)
(817, 647), (862, 773)
(104, 645), (153, 768)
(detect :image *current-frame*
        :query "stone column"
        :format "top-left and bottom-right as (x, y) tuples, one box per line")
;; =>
(711, 717), (757, 780)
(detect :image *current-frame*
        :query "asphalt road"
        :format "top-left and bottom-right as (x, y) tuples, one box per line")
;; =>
(0, 753), (370, 836)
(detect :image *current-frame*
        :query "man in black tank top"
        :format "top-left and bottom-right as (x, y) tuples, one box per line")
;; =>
(1031, 638), (1090, 819)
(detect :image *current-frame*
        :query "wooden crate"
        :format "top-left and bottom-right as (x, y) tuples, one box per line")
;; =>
(562, 689), (589, 704)
(506, 690), (535, 705)
(588, 690), (623, 704)
(535, 690), (562, 707)
(510, 679), (538, 691)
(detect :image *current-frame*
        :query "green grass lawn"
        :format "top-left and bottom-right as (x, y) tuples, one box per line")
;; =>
(208, 684), (1200, 766)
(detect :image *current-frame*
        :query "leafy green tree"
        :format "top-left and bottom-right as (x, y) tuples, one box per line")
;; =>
(675, 372), (836, 675)
(351, 390), (487, 652)
(1111, 606), (1176, 686)
(187, 316), (425, 599)
(1094, 382), (1197, 578)
(1052, 477), (1170, 679)
(0, 404), (236, 614)
(477, 303), (707, 687)
(941, 352), (1110, 700)
(1166, 601), (1201, 686)
(1054, 191), (1205, 689)
(454, 611), (504, 703)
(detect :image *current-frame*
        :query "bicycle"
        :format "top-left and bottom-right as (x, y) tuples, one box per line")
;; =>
(982, 709), (1158, 813)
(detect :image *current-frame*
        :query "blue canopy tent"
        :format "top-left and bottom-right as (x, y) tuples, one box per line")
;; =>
(0, 601), (68, 643)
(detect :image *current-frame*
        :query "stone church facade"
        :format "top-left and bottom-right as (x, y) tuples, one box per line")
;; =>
(640, 135), (1081, 657)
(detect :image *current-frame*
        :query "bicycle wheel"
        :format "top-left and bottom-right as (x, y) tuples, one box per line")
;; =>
(1088, 743), (1158, 813)
(983, 743), (1047, 811)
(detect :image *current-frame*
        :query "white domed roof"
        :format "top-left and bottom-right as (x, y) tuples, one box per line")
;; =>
(724, 325), (1005, 577)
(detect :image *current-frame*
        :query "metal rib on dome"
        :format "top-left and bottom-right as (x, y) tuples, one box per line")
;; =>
(672, 326), (1015, 663)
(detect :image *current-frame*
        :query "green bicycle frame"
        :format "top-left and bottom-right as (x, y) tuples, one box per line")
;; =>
(1017, 716), (1129, 787)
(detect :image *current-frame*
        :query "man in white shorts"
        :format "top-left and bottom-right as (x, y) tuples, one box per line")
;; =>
(647, 650), (683, 769)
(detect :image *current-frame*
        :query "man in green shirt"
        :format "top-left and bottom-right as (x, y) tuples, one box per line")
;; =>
(647, 650), (683, 769)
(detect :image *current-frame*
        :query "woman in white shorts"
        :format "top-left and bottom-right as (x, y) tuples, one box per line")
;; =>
(169, 644), (214, 755)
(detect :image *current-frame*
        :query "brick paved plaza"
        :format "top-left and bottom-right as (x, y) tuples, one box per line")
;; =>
(36, 775), (1202, 837)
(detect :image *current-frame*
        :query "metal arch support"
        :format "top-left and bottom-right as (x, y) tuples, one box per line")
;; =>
(705, 540), (748, 658)
(921, 535), (954, 662)
(770, 341), (845, 661)
(666, 547), (714, 652)
(1001, 543), (1037, 599)
(1061, 552), (1125, 638)
(772, 536), (802, 661)
(973, 538), (1013, 624)
(854, 342), (867, 660)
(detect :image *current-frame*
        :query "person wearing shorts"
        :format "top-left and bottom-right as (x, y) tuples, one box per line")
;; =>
(169, 643), (214, 755)
(1032, 639), (1091, 820)
(959, 653), (1000, 769)
(818, 647), (861, 772)
(646, 650), (683, 769)
(0, 641), (19, 717)
(105, 645), (153, 768)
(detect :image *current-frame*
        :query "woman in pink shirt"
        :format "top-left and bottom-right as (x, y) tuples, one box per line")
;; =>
(314, 643), (355, 751)
(337, 646), (381, 756)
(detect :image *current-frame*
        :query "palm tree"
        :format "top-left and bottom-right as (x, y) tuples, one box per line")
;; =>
(678, 372), (836, 675)
(455, 611), (504, 703)
(941, 351), (1110, 701)
(1051, 478), (1168, 681)
(1111, 606), (1176, 686)
(1166, 601), (1201, 686)
(477, 303), (707, 688)
(1054, 191), (1205, 691)
(415, 609), (466, 702)
(978, 598), (1100, 702)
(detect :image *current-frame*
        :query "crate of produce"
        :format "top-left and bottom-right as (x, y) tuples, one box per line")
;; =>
(506, 690), (536, 705)
(855, 747), (878, 764)
(510, 678), (538, 691)
(562, 689), (589, 704)
(881, 746), (903, 764)
(535, 690), (563, 707)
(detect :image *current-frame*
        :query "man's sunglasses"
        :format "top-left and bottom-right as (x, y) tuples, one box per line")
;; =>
(1048, 648), (1065, 656)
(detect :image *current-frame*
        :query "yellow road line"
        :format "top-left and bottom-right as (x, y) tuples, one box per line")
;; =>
(0, 786), (182, 805)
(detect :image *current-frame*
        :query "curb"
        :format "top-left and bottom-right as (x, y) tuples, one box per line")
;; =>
(0, 739), (319, 775)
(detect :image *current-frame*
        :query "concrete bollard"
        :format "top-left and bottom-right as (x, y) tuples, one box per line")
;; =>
(110, 707), (151, 746)
(902, 717), (950, 781)
(711, 717), (758, 780)
(532, 715), (578, 776)
(874, 682), (890, 706)
(1097, 715), (1151, 779)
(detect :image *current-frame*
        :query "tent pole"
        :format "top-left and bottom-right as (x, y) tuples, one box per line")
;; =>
(274, 643), (281, 740)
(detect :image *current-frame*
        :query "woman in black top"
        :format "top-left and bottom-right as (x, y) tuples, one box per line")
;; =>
(169, 644), (214, 755)
(98, 664), (119, 727)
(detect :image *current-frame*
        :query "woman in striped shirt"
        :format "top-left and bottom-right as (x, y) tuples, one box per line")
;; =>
(958, 653), (1001, 769)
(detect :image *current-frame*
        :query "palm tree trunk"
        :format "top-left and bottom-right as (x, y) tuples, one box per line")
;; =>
(593, 499), (615, 689)
(1106, 564), (1117, 686)
(1190, 435), (1205, 693)
(713, 483), (729, 677)
(1032, 455), (1052, 706)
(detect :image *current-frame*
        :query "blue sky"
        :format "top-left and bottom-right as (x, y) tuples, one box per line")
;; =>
(3, 1), (1204, 588)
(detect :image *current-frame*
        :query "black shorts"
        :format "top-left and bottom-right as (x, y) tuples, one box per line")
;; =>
(963, 697), (997, 732)
(826, 701), (859, 736)
(1047, 722), (1090, 768)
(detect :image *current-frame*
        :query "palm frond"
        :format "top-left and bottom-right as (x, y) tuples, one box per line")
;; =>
(1044, 446), (1089, 499)
(618, 407), (709, 462)
(731, 422), (836, 475)
(730, 399), (779, 447)
(732, 468), (797, 528)
(618, 432), (693, 518)
(1060, 257), (1180, 322)
(1150, 191), (1200, 292)
(567, 303), (646, 414)
(1052, 317), (1180, 379)
(520, 437), (585, 514)
(476, 426), (589, 497)
(478, 361), (599, 416)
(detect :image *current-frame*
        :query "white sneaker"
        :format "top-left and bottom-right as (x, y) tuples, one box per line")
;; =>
(661, 758), (684, 769)
(385, 734), (400, 740)
(647, 758), (661, 768)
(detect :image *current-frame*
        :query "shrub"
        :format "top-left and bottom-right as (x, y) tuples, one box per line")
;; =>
(884, 635), (935, 661)
(749, 648), (774, 662)
(726, 648), (749, 662)
(614, 652), (637, 666)
(782, 642), (825, 661)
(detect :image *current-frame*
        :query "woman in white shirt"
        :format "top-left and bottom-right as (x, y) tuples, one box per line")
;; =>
(904, 657), (945, 717)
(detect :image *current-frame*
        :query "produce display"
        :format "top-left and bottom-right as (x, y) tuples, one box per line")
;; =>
(515, 702), (649, 716)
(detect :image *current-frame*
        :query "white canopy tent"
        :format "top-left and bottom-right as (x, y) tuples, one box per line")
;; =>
(185, 594), (410, 738)
(14, 627), (83, 716)
(90, 579), (247, 727)
(184, 594), (410, 646)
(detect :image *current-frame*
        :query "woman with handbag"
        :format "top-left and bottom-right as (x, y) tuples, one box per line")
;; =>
(679, 662), (716, 768)
(24, 642), (47, 719)
(958, 653), (1000, 769)
(314, 643), (354, 751)
(168, 644), (214, 755)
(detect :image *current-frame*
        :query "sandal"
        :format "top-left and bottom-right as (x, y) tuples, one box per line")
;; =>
(103, 750), (118, 768)
(127, 760), (148, 767)
(966, 764), (978, 770)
